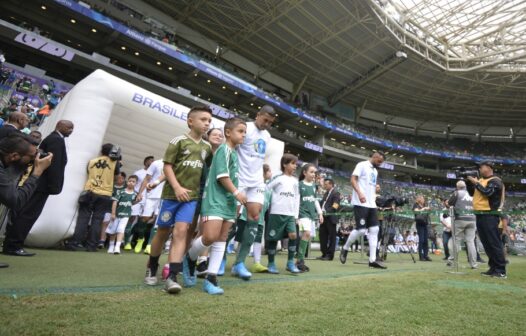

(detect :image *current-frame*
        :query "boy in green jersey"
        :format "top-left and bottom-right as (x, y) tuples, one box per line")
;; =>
(185, 117), (247, 295)
(106, 175), (138, 254)
(144, 106), (213, 294)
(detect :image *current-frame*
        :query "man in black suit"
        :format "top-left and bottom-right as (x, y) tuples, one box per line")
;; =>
(0, 112), (30, 140)
(3, 120), (73, 256)
(318, 178), (341, 260)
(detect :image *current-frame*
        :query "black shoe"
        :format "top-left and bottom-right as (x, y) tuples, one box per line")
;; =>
(64, 243), (84, 251)
(3, 248), (36, 257)
(419, 257), (425, 261)
(369, 261), (387, 269)
(424, 256), (432, 262)
(0, 262), (9, 268)
(296, 260), (306, 273)
(97, 240), (105, 249)
(196, 259), (208, 279)
(442, 257), (448, 260)
(477, 257), (486, 263)
(316, 255), (326, 260)
(481, 269), (495, 276)
(340, 248), (348, 264)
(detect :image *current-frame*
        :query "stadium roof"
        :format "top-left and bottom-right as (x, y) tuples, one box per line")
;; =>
(146, 0), (526, 128)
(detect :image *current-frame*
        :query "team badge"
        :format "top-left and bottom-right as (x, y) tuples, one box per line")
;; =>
(360, 218), (366, 225)
(269, 229), (276, 237)
(161, 211), (172, 223)
(253, 139), (267, 154)
(201, 149), (207, 161)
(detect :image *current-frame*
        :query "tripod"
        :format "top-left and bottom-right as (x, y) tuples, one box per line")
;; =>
(379, 209), (416, 263)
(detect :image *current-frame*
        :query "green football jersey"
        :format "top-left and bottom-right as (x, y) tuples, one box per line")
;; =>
(201, 143), (239, 220)
(113, 189), (137, 218)
(161, 134), (212, 201)
(299, 180), (318, 220)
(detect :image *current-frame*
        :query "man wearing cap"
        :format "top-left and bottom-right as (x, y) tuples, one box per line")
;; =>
(466, 161), (507, 279)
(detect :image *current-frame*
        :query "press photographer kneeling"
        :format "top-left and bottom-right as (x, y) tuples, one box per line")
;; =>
(465, 161), (507, 279)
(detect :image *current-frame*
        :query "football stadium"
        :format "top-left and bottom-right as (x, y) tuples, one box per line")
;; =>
(0, 1), (525, 335)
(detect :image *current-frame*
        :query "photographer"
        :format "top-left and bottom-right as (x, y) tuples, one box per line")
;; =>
(466, 161), (507, 278)
(0, 133), (53, 266)
(446, 180), (477, 269)
(413, 195), (432, 261)
(65, 143), (121, 252)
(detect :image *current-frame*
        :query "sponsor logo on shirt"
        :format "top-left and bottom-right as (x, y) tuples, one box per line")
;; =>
(182, 160), (204, 168)
(253, 139), (266, 155)
(279, 191), (296, 198)
(302, 196), (316, 202)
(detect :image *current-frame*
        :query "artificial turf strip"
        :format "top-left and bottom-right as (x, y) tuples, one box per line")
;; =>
(0, 249), (525, 336)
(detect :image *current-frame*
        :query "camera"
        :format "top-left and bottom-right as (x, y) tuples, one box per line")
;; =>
(108, 145), (122, 161)
(382, 196), (409, 208)
(452, 166), (479, 179)
(39, 149), (50, 159)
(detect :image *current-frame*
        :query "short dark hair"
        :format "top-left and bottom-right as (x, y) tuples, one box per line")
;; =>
(263, 163), (271, 175)
(0, 133), (35, 155)
(280, 153), (298, 172)
(371, 151), (386, 159)
(224, 117), (246, 134)
(101, 143), (114, 156)
(128, 175), (138, 181)
(188, 105), (213, 119)
(324, 178), (334, 186)
(143, 156), (154, 165)
(119, 171), (126, 178)
(258, 105), (277, 118)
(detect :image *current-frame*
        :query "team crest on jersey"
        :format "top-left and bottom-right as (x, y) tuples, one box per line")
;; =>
(161, 211), (172, 223)
(201, 149), (207, 161)
(269, 229), (276, 237)
(359, 218), (366, 225)
(253, 139), (266, 154)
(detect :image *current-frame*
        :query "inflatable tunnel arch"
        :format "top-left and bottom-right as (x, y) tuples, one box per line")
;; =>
(26, 70), (284, 248)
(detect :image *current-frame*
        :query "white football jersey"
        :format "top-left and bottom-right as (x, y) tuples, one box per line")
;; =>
(237, 122), (271, 187)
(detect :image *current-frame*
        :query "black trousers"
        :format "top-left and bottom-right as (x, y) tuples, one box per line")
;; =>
(476, 214), (506, 273)
(70, 193), (112, 249)
(416, 223), (429, 259)
(319, 218), (337, 259)
(3, 192), (49, 251)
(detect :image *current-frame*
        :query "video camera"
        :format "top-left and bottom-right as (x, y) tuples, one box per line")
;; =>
(108, 145), (122, 161)
(452, 166), (479, 179)
(381, 195), (409, 208)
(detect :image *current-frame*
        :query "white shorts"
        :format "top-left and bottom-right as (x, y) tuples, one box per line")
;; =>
(238, 185), (265, 205)
(201, 216), (236, 224)
(105, 217), (130, 235)
(103, 212), (111, 223)
(131, 203), (144, 216)
(298, 218), (314, 233)
(142, 198), (160, 217)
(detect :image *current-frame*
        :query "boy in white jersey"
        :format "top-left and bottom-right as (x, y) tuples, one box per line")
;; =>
(266, 154), (301, 274)
(134, 159), (165, 254)
(340, 151), (387, 269)
(124, 156), (154, 250)
(231, 105), (276, 278)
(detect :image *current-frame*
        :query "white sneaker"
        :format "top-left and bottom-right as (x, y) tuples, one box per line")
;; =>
(114, 245), (121, 254)
(144, 269), (158, 286)
(164, 277), (182, 294)
(107, 246), (115, 254)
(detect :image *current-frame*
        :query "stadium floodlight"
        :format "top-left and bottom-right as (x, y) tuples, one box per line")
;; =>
(327, 51), (408, 107)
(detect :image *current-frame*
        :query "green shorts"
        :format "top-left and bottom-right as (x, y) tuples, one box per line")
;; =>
(266, 214), (296, 241)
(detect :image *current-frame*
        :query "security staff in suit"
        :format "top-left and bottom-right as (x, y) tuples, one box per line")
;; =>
(3, 120), (74, 256)
(0, 112), (30, 140)
(317, 178), (341, 260)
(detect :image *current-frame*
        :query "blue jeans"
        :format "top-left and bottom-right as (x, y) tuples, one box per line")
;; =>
(416, 223), (429, 259)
